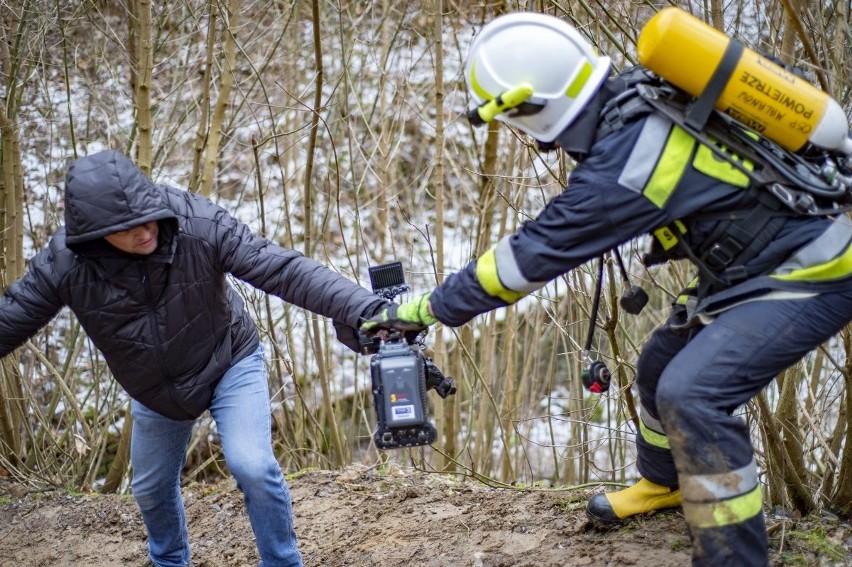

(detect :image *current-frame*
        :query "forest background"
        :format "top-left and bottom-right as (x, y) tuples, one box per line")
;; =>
(0, 0), (851, 526)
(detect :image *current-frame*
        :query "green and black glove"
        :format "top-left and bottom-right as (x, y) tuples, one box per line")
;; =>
(360, 293), (438, 333)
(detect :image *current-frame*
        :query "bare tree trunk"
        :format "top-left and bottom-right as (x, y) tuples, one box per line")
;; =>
(133, 0), (154, 174)
(189, 0), (217, 192)
(778, 1), (797, 65)
(0, 4), (30, 465)
(431, 0), (453, 471)
(474, 121), (500, 258)
(0, 360), (23, 465)
(778, 0), (830, 91)
(0, 110), (23, 285)
(303, 0), (324, 256)
(756, 391), (814, 513)
(830, 1), (848, 96)
(200, 0), (239, 197)
(709, 0), (723, 30)
(777, 368), (812, 511)
(101, 403), (133, 494)
(831, 327), (852, 514)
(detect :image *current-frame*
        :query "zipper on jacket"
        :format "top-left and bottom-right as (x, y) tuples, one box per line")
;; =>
(139, 260), (169, 378)
(139, 260), (196, 420)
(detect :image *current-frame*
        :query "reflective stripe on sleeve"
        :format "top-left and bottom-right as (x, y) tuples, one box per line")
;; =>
(475, 236), (547, 304)
(493, 237), (547, 293)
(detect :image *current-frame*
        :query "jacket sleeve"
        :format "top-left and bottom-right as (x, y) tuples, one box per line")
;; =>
(0, 247), (65, 357)
(430, 171), (667, 327)
(203, 202), (387, 329)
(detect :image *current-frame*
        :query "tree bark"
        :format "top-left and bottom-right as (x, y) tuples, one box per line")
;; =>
(189, 0), (217, 192)
(133, 0), (154, 174)
(101, 405), (133, 494)
(200, 0), (239, 197)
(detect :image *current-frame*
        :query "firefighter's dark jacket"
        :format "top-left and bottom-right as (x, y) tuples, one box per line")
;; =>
(0, 151), (387, 420)
(430, 73), (852, 327)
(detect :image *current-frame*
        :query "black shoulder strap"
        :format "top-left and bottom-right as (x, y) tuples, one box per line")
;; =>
(685, 39), (744, 130)
(595, 67), (664, 142)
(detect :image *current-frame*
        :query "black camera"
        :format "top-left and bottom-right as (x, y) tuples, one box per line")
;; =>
(359, 262), (456, 450)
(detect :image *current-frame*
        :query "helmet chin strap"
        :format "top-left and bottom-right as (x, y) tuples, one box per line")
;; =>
(467, 83), (547, 126)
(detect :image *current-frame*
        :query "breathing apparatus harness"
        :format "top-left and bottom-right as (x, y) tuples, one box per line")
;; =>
(598, 66), (852, 294)
(467, 65), (852, 394)
(597, 67), (852, 215)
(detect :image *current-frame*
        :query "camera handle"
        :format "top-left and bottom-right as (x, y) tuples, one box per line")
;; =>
(581, 256), (612, 393)
(580, 249), (648, 393)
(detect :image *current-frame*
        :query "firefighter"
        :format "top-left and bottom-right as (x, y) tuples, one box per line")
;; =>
(361, 12), (852, 567)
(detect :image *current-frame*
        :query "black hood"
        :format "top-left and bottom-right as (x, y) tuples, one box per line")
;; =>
(64, 150), (176, 246)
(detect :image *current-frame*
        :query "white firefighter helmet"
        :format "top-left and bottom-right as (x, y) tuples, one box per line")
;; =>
(465, 12), (612, 142)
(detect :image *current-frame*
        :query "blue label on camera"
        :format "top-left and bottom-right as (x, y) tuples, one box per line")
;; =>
(392, 405), (415, 421)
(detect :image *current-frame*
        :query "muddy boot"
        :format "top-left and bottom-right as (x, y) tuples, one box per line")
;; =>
(586, 477), (681, 524)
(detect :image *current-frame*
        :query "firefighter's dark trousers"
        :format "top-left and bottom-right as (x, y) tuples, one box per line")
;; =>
(633, 289), (852, 567)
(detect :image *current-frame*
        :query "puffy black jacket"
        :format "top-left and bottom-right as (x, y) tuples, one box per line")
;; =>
(0, 150), (386, 420)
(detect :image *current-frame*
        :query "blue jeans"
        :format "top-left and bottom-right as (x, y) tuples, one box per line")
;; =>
(130, 346), (302, 567)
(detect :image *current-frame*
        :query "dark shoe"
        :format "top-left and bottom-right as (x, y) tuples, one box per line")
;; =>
(587, 477), (681, 524)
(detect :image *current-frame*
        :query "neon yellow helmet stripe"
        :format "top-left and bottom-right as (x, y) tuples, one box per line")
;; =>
(566, 60), (593, 98)
(468, 62), (493, 102)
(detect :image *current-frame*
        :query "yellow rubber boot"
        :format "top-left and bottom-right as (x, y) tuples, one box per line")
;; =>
(586, 478), (681, 524)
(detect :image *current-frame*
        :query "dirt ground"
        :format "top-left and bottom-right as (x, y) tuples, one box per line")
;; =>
(1, 465), (850, 567)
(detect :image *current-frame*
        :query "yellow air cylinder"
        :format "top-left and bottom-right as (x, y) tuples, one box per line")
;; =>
(637, 7), (852, 155)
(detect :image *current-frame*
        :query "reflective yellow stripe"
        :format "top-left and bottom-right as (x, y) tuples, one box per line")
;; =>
(566, 61), (593, 98)
(772, 240), (852, 282)
(675, 276), (699, 305)
(683, 485), (763, 528)
(639, 419), (670, 449)
(644, 126), (695, 208)
(693, 143), (753, 188)
(492, 236), (546, 293)
(475, 249), (525, 303)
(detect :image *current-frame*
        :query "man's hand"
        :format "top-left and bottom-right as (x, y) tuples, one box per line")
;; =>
(360, 293), (437, 333)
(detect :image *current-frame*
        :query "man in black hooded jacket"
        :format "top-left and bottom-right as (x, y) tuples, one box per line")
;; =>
(0, 150), (387, 567)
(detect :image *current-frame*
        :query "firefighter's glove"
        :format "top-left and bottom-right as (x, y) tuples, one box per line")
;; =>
(360, 293), (437, 334)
